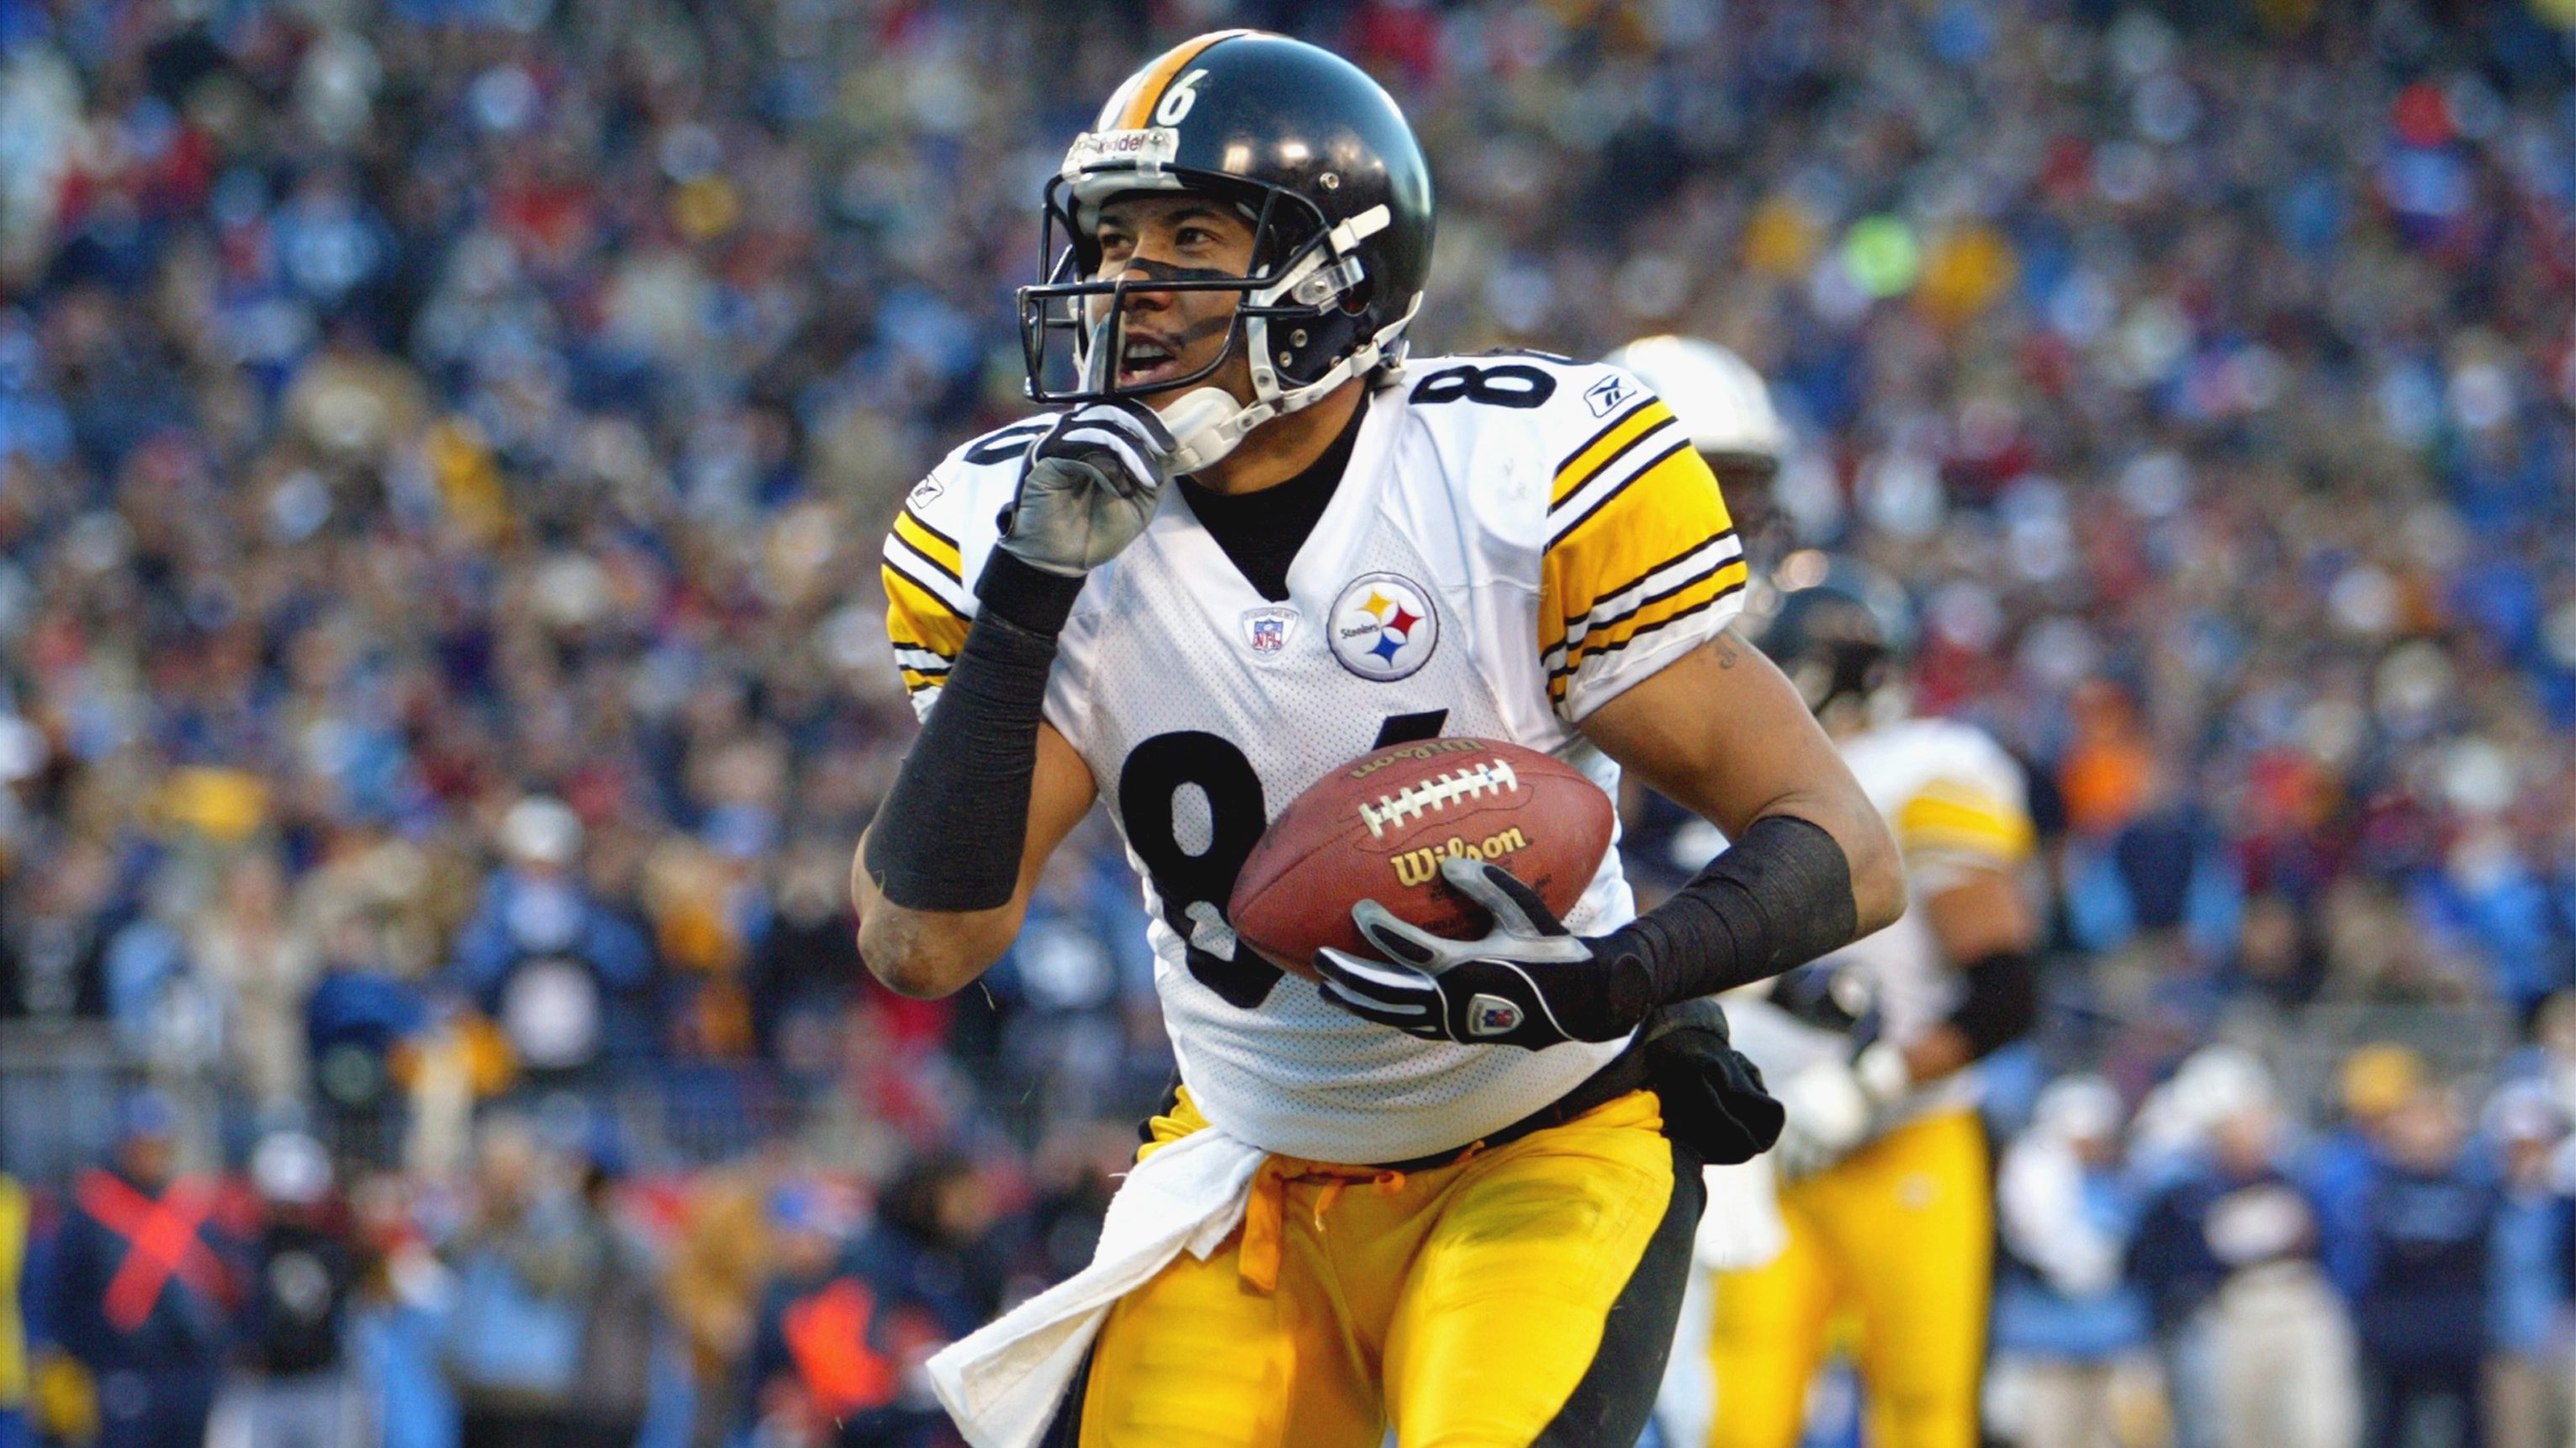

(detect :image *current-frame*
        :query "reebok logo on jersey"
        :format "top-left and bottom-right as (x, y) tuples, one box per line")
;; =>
(1583, 373), (1637, 418)
(1327, 572), (1437, 681)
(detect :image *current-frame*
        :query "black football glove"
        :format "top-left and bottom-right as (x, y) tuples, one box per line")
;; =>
(1314, 856), (1653, 1050)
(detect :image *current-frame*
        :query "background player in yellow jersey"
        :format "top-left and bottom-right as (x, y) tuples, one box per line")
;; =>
(1615, 340), (2040, 1448)
(854, 32), (1904, 1448)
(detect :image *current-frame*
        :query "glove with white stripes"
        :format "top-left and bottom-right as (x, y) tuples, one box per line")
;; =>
(997, 400), (1175, 576)
(1314, 856), (1653, 1050)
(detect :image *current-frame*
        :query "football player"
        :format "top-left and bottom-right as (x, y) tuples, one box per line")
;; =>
(1681, 557), (2042, 1448)
(852, 32), (1903, 1448)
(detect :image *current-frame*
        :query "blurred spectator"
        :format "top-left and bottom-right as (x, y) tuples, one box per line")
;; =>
(1995, 1075), (2155, 1448)
(215, 1129), (358, 1448)
(41, 1092), (240, 1448)
(2312, 1044), (2431, 1299)
(454, 798), (653, 1080)
(440, 1120), (589, 1448)
(195, 854), (322, 1112)
(2134, 1054), (2358, 1448)
(566, 1153), (661, 1448)
(2481, 1084), (2571, 1448)
(663, 1171), (770, 1448)
(2354, 1087), (2500, 1448)
(743, 1165), (967, 1448)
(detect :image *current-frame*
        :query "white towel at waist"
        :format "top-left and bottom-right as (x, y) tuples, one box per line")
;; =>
(926, 1123), (1268, 1448)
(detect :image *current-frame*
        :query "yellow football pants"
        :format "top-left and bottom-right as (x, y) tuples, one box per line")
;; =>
(1071, 1086), (1687, 1448)
(1706, 1108), (1991, 1448)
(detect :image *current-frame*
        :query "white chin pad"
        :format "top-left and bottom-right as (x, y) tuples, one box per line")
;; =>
(1154, 386), (1262, 475)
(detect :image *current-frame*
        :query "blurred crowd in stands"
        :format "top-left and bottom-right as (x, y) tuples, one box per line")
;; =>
(3, 0), (2576, 1443)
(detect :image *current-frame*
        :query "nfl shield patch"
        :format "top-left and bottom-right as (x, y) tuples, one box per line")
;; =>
(1240, 606), (1297, 658)
(1466, 993), (1525, 1038)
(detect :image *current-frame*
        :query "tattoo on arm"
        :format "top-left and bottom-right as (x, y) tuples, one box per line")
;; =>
(1713, 631), (1741, 669)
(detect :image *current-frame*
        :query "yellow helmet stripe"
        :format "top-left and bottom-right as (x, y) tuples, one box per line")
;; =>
(1113, 30), (1254, 129)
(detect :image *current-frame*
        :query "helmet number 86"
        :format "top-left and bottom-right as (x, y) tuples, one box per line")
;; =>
(1155, 69), (1209, 127)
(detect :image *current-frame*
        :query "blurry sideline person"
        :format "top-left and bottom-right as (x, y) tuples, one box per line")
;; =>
(566, 1151), (662, 1448)
(1992, 1075), (2156, 1448)
(441, 1120), (591, 1448)
(44, 1092), (240, 1448)
(2132, 1053), (2358, 1448)
(664, 1170), (771, 1448)
(2480, 1082), (2569, 1448)
(2353, 1086), (2499, 1448)
(211, 1130), (360, 1448)
(1662, 555), (2041, 1448)
(2309, 1044), (2428, 1299)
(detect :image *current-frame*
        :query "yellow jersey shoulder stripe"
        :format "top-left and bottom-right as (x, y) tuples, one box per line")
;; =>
(891, 507), (963, 584)
(1549, 437), (1693, 550)
(884, 531), (973, 619)
(1550, 397), (1674, 507)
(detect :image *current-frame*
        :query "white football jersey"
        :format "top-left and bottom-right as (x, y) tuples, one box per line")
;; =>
(883, 355), (1748, 1163)
(1722, 715), (2036, 1125)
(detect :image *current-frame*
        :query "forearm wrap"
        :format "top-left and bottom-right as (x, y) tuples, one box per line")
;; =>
(862, 552), (1083, 911)
(1596, 813), (1861, 1006)
(1944, 946), (2039, 1059)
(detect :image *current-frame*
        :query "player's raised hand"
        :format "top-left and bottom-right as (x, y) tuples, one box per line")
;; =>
(997, 399), (1176, 575)
(1314, 856), (1653, 1049)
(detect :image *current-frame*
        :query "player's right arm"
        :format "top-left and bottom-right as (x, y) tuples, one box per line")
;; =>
(852, 725), (1095, 997)
(851, 404), (1171, 997)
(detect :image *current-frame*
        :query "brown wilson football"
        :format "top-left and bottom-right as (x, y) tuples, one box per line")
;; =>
(1228, 737), (1616, 981)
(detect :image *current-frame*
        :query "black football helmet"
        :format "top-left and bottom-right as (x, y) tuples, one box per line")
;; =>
(1759, 552), (1915, 720)
(1018, 31), (1435, 440)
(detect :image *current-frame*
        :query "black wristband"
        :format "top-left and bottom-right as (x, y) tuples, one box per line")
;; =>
(974, 548), (1086, 636)
(1595, 813), (1861, 1006)
(863, 556), (1081, 912)
(1944, 946), (2039, 1059)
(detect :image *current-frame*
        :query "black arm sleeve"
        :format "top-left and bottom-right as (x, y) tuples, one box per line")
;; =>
(1943, 946), (2039, 1059)
(1593, 812), (1861, 1007)
(861, 551), (1084, 912)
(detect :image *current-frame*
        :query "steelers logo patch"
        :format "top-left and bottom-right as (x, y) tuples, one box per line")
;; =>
(1328, 572), (1438, 681)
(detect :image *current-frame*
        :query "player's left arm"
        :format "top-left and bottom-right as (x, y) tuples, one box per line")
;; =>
(1314, 636), (1902, 1048)
(1896, 793), (2029, 1076)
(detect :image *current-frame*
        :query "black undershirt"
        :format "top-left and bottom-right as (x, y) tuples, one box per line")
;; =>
(1177, 398), (1368, 602)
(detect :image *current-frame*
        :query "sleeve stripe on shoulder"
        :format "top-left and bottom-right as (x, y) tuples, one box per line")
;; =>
(1551, 400), (1677, 510)
(893, 644), (954, 674)
(1544, 532), (1744, 669)
(899, 668), (949, 695)
(1548, 438), (1694, 550)
(885, 540), (975, 619)
(1545, 577), (1745, 697)
(883, 565), (971, 655)
(891, 509), (964, 583)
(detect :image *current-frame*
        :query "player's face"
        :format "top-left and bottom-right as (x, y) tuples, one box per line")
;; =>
(1091, 194), (1258, 404)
